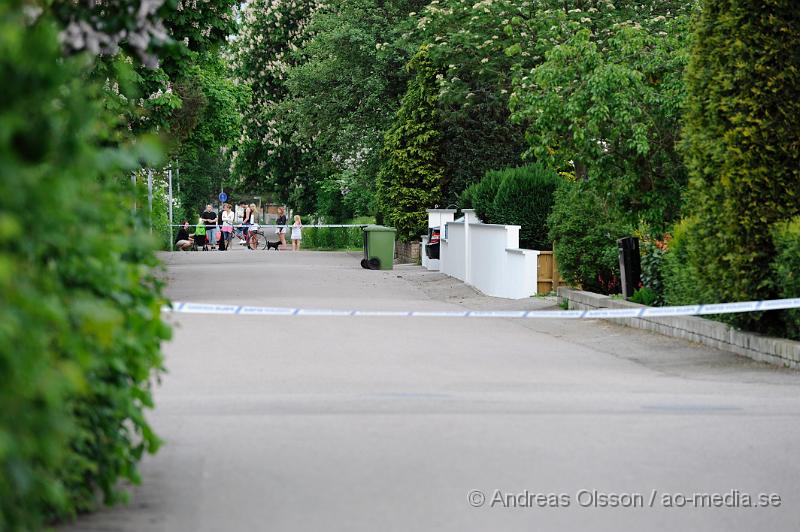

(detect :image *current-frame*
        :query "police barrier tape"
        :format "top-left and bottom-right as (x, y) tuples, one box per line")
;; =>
(169, 224), (368, 228)
(162, 298), (800, 319)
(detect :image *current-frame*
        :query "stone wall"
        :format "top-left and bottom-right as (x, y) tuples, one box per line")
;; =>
(557, 287), (800, 369)
(395, 241), (421, 264)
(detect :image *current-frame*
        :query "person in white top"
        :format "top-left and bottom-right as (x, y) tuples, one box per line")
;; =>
(234, 202), (246, 244)
(291, 214), (302, 251)
(247, 203), (260, 250)
(220, 203), (235, 251)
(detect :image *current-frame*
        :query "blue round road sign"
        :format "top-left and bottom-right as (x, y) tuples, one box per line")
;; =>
(218, 192), (228, 202)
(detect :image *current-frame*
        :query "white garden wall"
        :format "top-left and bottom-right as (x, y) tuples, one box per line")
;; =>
(440, 221), (465, 280)
(439, 210), (539, 299)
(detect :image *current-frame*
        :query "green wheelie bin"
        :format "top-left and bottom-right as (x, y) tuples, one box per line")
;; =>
(361, 225), (396, 270)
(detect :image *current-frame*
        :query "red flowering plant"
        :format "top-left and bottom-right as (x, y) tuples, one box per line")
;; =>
(597, 273), (621, 295)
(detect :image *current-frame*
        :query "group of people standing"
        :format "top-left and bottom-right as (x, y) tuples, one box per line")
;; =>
(175, 203), (303, 251)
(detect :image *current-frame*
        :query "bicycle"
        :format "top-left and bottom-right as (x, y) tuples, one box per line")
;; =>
(244, 224), (272, 250)
(247, 225), (286, 250)
(227, 224), (244, 242)
(227, 224), (255, 248)
(249, 227), (266, 250)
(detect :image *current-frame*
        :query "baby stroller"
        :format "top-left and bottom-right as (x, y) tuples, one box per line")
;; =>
(193, 223), (209, 251)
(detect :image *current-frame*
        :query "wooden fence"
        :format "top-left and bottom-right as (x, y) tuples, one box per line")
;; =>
(536, 251), (565, 294)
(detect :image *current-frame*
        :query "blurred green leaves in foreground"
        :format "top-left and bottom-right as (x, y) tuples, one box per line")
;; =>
(0, 2), (170, 529)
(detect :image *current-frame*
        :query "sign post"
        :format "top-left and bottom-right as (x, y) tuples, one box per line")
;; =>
(131, 172), (137, 216)
(168, 164), (174, 250)
(147, 168), (153, 233)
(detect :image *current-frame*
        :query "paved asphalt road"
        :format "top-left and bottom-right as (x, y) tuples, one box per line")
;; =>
(63, 248), (800, 532)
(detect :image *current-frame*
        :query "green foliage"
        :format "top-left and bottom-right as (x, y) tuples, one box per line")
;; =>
(133, 173), (185, 250)
(679, 0), (800, 333)
(548, 180), (630, 294)
(301, 227), (364, 250)
(771, 218), (800, 340)
(377, 45), (443, 242)
(177, 55), (247, 155)
(490, 163), (560, 250)
(509, 5), (692, 230)
(316, 177), (353, 224)
(347, 216), (377, 225)
(458, 182), (477, 209)
(661, 219), (698, 306)
(175, 53), (247, 213)
(231, 0), (319, 203)
(286, 0), (419, 215)
(403, 0), (533, 203)
(470, 172), (502, 224)
(315, 170), (376, 223)
(1, 4), (168, 528)
(630, 287), (658, 306)
(52, 0), (236, 66)
(639, 241), (667, 306)
(54, 0), (238, 144)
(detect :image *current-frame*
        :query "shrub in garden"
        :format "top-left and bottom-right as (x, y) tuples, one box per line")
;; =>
(315, 176), (354, 224)
(1, 5), (168, 528)
(302, 227), (362, 250)
(635, 226), (672, 306)
(660, 219), (698, 307)
(679, 0), (800, 333)
(548, 180), (630, 294)
(771, 218), (800, 340)
(470, 171), (502, 224)
(630, 287), (658, 306)
(458, 182), (478, 209)
(491, 163), (560, 250)
(639, 243), (666, 305)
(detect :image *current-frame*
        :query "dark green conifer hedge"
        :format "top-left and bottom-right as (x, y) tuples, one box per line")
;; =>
(679, 0), (800, 332)
(491, 164), (560, 250)
(377, 45), (444, 242)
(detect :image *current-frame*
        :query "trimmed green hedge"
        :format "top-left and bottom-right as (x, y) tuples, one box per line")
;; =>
(491, 163), (559, 250)
(301, 227), (363, 250)
(458, 182), (477, 210)
(1, 5), (168, 529)
(470, 171), (502, 224)
(679, 0), (800, 332)
(771, 218), (800, 340)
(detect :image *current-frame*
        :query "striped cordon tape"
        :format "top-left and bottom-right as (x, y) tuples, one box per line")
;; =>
(162, 298), (800, 319)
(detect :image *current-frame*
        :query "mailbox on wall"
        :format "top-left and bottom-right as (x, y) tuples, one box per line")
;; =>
(618, 236), (642, 300)
(422, 209), (456, 270)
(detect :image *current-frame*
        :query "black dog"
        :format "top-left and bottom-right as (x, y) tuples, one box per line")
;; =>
(266, 240), (281, 251)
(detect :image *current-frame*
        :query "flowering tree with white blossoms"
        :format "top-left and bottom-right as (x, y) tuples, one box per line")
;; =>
(231, 0), (321, 206)
(398, 0), (537, 202)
